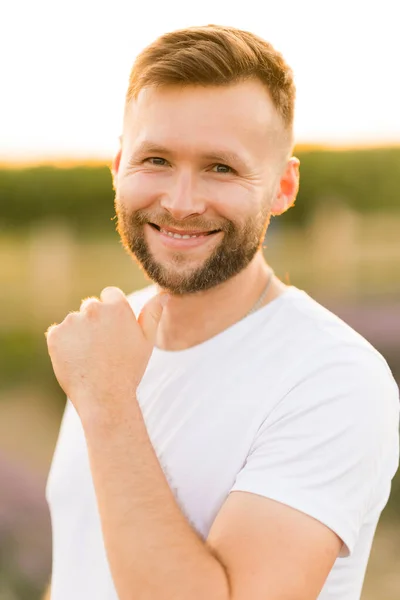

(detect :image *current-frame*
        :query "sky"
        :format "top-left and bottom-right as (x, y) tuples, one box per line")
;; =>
(1, 0), (400, 162)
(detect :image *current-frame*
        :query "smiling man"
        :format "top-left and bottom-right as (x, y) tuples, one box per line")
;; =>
(45, 25), (399, 600)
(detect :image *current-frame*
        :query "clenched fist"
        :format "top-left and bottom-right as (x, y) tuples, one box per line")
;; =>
(45, 287), (168, 422)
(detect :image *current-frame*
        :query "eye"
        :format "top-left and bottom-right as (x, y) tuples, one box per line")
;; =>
(145, 157), (168, 166)
(211, 163), (234, 174)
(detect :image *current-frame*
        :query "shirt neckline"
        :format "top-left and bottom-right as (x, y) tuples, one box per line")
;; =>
(152, 286), (301, 360)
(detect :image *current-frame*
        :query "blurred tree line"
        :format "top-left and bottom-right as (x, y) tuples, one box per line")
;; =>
(1, 146), (399, 234)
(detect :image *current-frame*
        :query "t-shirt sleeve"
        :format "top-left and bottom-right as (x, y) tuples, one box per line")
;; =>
(230, 347), (400, 557)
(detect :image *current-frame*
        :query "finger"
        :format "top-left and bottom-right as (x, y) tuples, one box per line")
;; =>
(139, 294), (169, 345)
(100, 287), (126, 304)
(45, 322), (59, 341)
(80, 297), (100, 312)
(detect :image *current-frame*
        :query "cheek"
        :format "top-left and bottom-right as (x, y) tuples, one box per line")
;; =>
(208, 181), (258, 222)
(117, 172), (164, 209)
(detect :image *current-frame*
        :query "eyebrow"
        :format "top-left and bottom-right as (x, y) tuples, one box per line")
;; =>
(132, 141), (250, 170)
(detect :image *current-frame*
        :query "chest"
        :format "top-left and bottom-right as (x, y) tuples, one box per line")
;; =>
(135, 357), (271, 535)
(47, 354), (276, 539)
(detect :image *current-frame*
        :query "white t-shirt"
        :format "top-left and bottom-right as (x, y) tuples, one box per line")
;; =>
(46, 284), (399, 600)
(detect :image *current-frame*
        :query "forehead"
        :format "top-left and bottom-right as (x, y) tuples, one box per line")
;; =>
(123, 80), (287, 161)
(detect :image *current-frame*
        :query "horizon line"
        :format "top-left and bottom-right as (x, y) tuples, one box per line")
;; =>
(1, 141), (400, 169)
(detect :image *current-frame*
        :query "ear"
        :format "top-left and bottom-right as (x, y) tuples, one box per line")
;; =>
(111, 136), (123, 190)
(270, 157), (300, 216)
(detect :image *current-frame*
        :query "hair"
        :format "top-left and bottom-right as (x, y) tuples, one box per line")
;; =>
(125, 24), (296, 134)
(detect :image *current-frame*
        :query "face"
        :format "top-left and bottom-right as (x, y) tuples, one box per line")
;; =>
(113, 80), (298, 295)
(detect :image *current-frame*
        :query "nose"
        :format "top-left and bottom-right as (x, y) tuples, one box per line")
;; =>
(159, 169), (207, 220)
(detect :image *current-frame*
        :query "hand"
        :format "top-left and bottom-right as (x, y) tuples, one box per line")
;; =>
(45, 287), (168, 421)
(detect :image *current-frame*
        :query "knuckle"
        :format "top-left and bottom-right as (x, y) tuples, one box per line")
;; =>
(64, 311), (77, 322)
(45, 324), (58, 344)
(81, 298), (99, 316)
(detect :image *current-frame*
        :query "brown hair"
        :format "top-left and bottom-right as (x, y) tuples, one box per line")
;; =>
(125, 24), (296, 132)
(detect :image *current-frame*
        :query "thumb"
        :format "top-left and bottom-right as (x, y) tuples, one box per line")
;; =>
(139, 293), (169, 344)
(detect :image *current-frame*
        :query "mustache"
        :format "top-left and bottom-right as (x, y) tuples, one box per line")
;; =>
(118, 205), (230, 234)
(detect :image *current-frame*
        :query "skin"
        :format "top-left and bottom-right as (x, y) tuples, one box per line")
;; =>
(112, 80), (300, 351)
(45, 80), (342, 600)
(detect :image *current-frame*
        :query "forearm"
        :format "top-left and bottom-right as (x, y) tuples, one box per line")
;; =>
(82, 399), (231, 600)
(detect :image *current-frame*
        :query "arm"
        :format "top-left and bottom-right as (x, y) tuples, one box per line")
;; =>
(208, 492), (342, 599)
(82, 400), (230, 600)
(46, 288), (230, 600)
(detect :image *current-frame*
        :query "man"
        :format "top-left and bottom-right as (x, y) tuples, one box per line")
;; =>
(44, 24), (399, 600)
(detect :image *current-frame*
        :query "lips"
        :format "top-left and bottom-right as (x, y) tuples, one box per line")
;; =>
(147, 223), (223, 249)
(150, 223), (220, 236)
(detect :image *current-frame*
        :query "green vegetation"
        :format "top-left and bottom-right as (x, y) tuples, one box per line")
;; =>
(0, 164), (115, 235)
(0, 330), (63, 400)
(289, 146), (400, 224)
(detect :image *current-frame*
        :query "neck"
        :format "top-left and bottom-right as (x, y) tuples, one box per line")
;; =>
(154, 253), (287, 352)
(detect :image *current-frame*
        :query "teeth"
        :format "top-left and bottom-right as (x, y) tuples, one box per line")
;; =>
(160, 228), (207, 239)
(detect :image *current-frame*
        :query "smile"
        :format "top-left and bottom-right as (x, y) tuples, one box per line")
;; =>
(147, 223), (223, 249)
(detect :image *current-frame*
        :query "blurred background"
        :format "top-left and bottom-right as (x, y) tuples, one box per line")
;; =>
(1, 1), (399, 599)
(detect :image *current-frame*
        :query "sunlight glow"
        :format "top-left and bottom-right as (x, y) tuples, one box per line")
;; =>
(1, 0), (399, 163)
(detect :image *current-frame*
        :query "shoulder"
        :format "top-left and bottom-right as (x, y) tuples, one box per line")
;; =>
(277, 287), (395, 383)
(263, 287), (399, 450)
(281, 287), (380, 350)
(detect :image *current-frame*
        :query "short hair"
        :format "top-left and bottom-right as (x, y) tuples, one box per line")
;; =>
(125, 24), (296, 133)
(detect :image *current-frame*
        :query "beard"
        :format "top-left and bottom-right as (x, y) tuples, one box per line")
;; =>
(114, 195), (271, 295)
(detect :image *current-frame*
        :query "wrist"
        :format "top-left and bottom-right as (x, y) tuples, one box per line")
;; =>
(79, 392), (141, 435)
